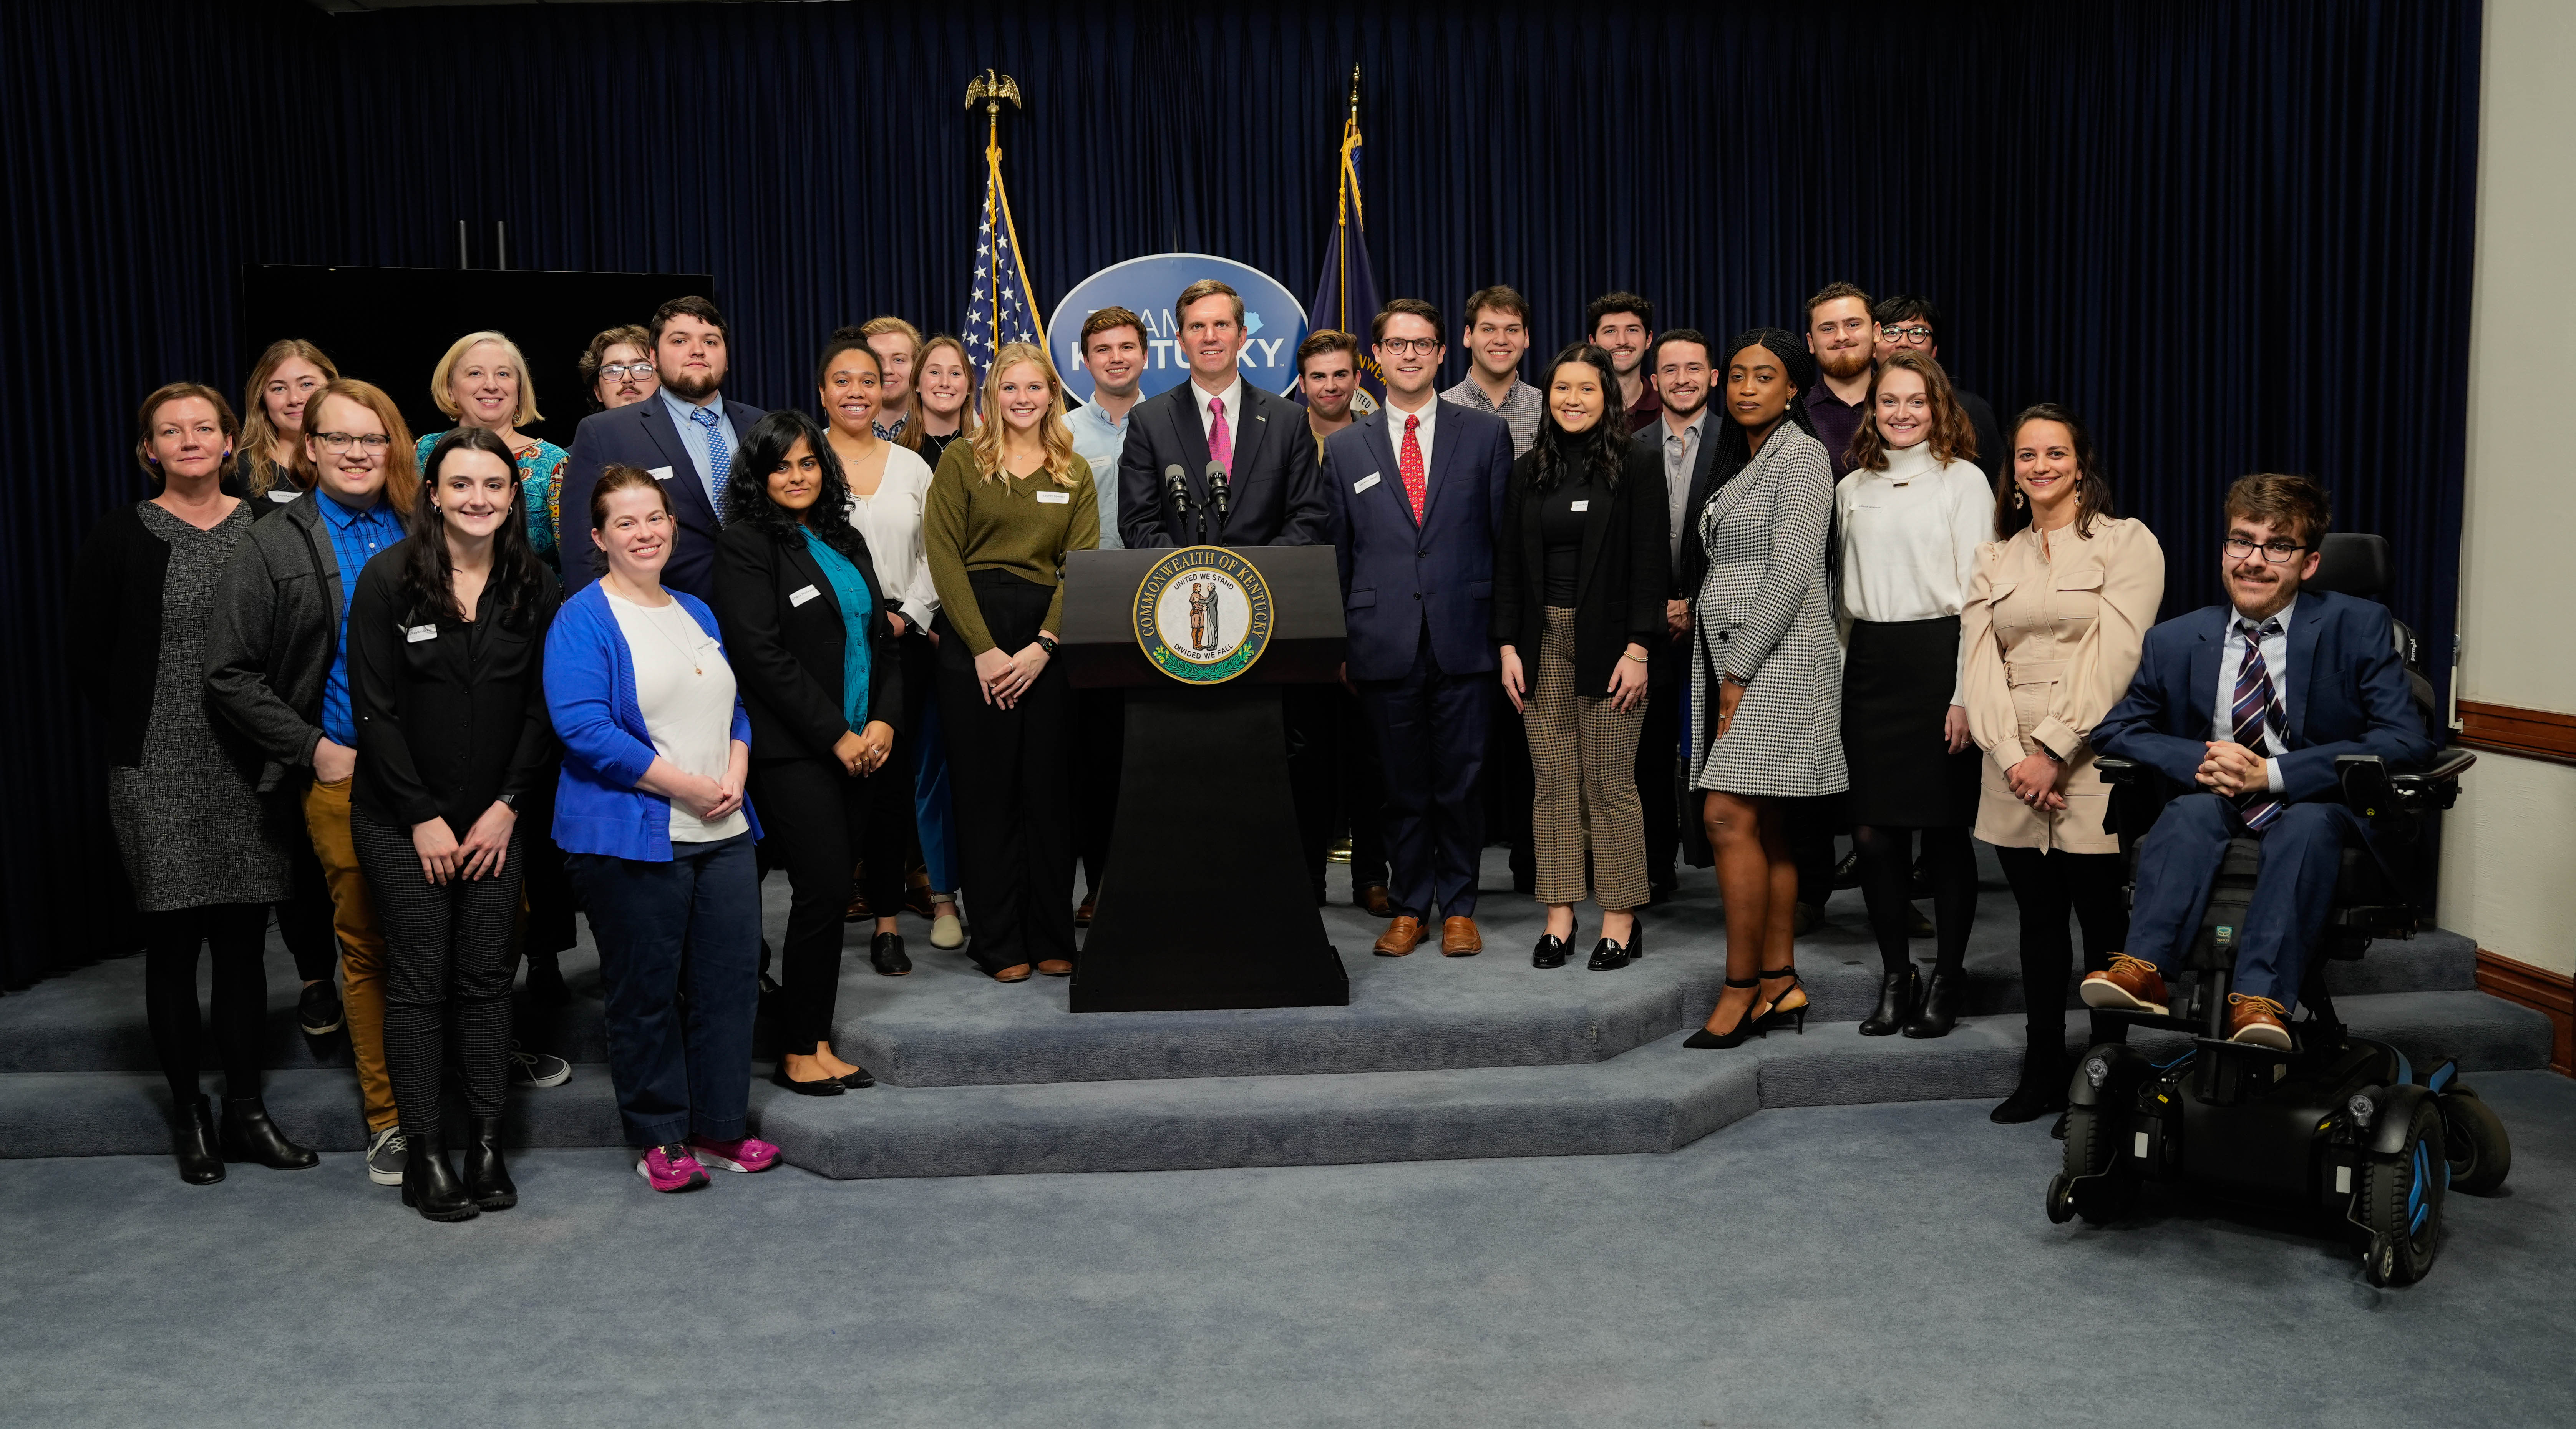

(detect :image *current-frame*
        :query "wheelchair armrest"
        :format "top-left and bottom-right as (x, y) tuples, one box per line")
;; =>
(2389, 747), (2474, 812)
(2093, 757), (2143, 785)
(2338, 748), (2475, 816)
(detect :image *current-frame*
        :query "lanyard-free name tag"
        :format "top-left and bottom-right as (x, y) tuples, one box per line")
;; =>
(647, 465), (675, 483)
(268, 488), (299, 503)
(790, 584), (821, 607)
(1570, 500), (1590, 512)
(1354, 473), (1381, 494)
(1035, 490), (1070, 504)
(405, 624), (438, 643)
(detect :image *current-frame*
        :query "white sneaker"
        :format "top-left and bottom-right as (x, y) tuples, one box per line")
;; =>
(365, 1127), (406, 1186)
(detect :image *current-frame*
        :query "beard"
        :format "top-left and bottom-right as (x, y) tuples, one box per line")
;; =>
(1815, 344), (1872, 383)
(662, 367), (722, 401)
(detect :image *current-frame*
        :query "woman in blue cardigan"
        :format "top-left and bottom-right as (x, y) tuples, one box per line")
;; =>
(547, 464), (777, 1193)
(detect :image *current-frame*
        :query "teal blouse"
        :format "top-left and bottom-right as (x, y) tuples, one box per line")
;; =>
(800, 528), (877, 732)
(411, 431), (571, 573)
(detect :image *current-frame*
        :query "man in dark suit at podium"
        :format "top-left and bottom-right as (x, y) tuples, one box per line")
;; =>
(1115, 279), (1329, 549)
(1322, 298), (1516, 958)
(561, 295), (766, 603)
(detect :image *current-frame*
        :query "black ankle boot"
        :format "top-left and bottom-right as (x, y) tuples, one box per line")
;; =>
(1858, 966), (1916, 1036)
(1990, 1044), (2071, 1124)
(401, 1134), (480, 1222)
(463, 1114), (516, 1211)
(1902, 969), (1963, 1039)
(174, 1094), (224, 1185)
(218, 1096), (320, 1170)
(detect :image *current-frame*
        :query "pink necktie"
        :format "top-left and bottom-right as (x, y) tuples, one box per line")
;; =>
(1208, 396), (1233, 475)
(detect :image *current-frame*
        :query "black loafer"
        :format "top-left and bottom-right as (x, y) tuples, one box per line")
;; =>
(1531, 935), (1569, 969)
(871, 932), (912, 977)
(838, 1064), (877, 1090)
(1586, 938), (1633, 971)
(770, 1063), (846, 1097)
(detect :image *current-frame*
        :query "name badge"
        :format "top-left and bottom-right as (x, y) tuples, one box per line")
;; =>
(267, 488), (299, 503)
(405, 624), (438, 643)
(1354, 473), (1382, 494)
(1570, 500), (1590, 512)
(1035, 490), (1070, 505)
(647, 465), (676, 483)
(790, 585), (821, 608)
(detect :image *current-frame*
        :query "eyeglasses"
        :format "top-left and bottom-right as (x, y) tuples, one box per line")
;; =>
(312, 431), (391, 454)
(1882, 325), (1934, 344)
(2223, 536), (2310, 564)
(599, 363), (654, 381)
(1377, 337), (1443, 357)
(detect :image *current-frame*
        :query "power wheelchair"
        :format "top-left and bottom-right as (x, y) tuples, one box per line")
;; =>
(2042, 534), (2509, 1286)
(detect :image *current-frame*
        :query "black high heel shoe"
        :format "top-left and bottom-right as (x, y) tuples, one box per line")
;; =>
(1685, 978), (1769, 1049)
(1902, 968), (1963, 1039)
(218, 1096), (318, 1170)
(1755, 967), (1809, 1035)
(1531, 934), (1570, 969)
(174, 1094), (223, 1185)
(1858, 966), (1917, 1037)
(1586, 935), (1633, 971)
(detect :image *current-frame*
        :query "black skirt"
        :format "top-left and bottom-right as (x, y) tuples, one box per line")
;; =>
(1841, 616), (1980, 828)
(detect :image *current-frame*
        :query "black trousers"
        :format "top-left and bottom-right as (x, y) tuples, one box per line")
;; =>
(1996, 845), (2130, 1054)
(1634, 634), (1684, 885)
(1284, 684), (1339, 898)
(274, 838), (338, 983)
(1335, 685), (1389, 890)
(751, 755), (906, 1052)
(350, 806), (522, 1144)
(1483, 689), (1536, 889)
(1070, 687), (1126, 898)
(938, 572), (1075, 974)
(141, 902), (270, 1105)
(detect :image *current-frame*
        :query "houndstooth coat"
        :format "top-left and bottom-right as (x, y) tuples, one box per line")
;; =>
(1688, 424), (1850, 798)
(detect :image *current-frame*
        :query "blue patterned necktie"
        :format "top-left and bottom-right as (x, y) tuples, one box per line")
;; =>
(691, 406), (732, 518)
(2230, 617), (2286, 831)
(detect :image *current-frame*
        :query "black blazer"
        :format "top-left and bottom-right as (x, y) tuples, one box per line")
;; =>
(1115, 380), (1329, 548)
(69, 501), (267, 774)
(560, 392), (768, 604)
(1633, 416), (1728, 600)
(713, 519), (903, 765)
(1492, 444), (1670, 697)
(346, 540), (561, 836)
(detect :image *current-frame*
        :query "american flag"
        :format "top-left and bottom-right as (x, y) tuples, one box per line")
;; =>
(961, 153), (1043, 380)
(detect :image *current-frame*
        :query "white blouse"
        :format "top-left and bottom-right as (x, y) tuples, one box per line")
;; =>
(846, 441), (941, 626)
(1834, 440), (1993, 703)
(606, 591), (748, 844)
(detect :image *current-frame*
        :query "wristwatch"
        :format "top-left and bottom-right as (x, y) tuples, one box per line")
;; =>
(1035, 634), (1059, 656)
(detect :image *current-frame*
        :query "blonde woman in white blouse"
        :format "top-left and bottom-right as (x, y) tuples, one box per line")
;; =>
(1833, 351), (1993, 1042)
(819, 332), (964, 949)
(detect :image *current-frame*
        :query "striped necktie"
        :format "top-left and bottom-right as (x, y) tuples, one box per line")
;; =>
(2231, 617), (2286, 832)
(691, 406), (732, 519)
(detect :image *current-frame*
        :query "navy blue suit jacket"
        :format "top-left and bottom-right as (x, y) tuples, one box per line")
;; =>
(560, 393), (768, 605)
(1320, 400), (1515, 682)
(1115, 380), (1328, 549)
(2095, 589), (2438, 804)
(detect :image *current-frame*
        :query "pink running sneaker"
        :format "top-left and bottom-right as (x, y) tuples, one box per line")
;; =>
(686, 1134), (780, 1174)
(636, 1144), (710, 1193)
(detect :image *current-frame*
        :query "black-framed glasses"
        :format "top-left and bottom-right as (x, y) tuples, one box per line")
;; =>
(1377, 337), (1442, 357)
(599, 362), (654, 381)
(2223, 536), (2309, 564)
(1883, 325), (1934, 344)
(312, 431), (391, 454)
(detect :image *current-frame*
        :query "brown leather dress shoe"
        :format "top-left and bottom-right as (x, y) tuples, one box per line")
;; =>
(2078, 954), (2170, 1015)
(1440, 916), (1483, 956)
(1357, 883), (1395, 918)
(1372, 916), (1425, 957)
(2226, 993), (2292, 1050)
(1036, 958), (1074, 977)
(1075, 898), (1095, 928)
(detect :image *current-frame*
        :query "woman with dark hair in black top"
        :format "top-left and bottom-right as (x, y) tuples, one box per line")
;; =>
(347, 427), (561, 1220)
(715, 408), (904, 1095)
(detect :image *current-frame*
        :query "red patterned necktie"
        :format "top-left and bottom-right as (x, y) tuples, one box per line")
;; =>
(1399, 413), (1425, 522)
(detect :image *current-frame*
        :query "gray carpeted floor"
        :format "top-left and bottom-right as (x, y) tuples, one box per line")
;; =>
(8, 1071), (2569, 1429)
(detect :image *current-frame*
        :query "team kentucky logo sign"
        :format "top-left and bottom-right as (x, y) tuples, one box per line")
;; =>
(1133, 546), (1273, 685)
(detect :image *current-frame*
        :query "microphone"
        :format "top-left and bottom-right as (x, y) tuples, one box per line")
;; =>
(1162, 463), (1192, 512)
(1203, 460), (1232, 529)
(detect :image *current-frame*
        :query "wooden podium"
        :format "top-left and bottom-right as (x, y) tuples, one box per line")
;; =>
(1055, 546), (1350, 1013)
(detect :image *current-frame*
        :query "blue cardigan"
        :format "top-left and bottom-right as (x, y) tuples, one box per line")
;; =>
(545, 581), (761, 861)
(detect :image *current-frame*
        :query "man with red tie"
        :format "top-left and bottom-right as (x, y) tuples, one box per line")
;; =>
(1321, 299), (1517, 957)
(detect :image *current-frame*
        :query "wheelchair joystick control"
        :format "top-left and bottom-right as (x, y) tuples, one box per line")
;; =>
(2084, 1057), (2111, 1089)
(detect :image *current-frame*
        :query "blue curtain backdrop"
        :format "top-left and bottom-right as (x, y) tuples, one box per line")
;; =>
(0, 0), (2480, 984)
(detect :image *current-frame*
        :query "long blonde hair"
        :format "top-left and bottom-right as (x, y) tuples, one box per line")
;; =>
(237, 338), (339, 497)
(965, 343), (1078, 486)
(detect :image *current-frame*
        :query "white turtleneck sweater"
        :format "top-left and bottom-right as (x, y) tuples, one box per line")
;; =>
(1834, 440), (1992, 703)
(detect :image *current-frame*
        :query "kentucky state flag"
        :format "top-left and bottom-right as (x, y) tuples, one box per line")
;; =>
(1307, 108), (1384, 409)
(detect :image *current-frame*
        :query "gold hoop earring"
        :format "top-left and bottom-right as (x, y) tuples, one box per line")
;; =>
(2012, 487), (2027, 509)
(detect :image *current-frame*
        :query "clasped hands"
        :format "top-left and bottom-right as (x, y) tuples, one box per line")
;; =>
(974, 634), (1054, 709)
(832, 721), (896, 778)
(2196, 740), (2269, 797)
(410, 800), (517, 885)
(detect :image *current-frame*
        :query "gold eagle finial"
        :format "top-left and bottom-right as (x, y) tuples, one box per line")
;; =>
(964, 70), (1022, 115)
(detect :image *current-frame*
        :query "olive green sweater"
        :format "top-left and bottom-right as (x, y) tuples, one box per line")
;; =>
(922, 439), (1101, 654)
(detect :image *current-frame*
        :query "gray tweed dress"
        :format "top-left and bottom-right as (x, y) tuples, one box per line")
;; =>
(1687, 426), (1849, 799)
(107, 501), (293, 912)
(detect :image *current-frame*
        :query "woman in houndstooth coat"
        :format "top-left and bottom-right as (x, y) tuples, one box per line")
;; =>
(1685, 329), (1848, 1049)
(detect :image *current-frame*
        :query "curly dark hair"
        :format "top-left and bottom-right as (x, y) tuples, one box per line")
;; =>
(1530, 344), (1630, 493)
(400, 427), (549, 628)
(723, 408), (869, 566)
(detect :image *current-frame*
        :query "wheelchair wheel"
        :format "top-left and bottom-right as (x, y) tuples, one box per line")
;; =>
(2058, 1105), (2136, 1225)
(2439, 1091), (2511, 1195)
(2356, 1099), (2446, 1286)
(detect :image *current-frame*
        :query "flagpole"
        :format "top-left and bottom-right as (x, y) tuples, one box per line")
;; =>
(964, 69), (1044, 366)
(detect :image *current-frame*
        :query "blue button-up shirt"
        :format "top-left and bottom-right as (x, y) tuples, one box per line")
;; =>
(316, 488), (403, 748)
(1063, 398), (1132, 549)
(659, 388), (737, 511)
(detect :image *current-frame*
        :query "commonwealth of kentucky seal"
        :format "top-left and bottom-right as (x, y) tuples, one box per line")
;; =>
(1133, 545), (1274, 685)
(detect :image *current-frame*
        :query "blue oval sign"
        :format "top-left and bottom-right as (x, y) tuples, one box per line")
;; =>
(1047, 254), (1309, 403)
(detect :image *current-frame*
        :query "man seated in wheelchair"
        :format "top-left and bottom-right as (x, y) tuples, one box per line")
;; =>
(2080, 473), (2437, 1049)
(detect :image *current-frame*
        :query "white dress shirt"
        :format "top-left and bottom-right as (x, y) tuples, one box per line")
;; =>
(2214, 594), (2295, 793)
(1382, 392), (1439, 484)
(844, 441), (942, 626)
(1833, 440), (1991, 702)
(1191, 374), (1246, 460)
